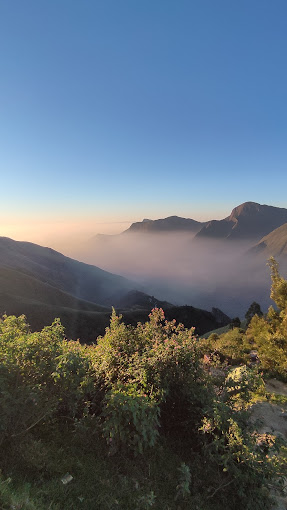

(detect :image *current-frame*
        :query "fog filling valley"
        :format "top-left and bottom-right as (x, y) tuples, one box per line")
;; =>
(62, 232), (278, 318)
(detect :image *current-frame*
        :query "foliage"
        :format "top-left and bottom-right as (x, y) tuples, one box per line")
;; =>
(268, 257), (287, 311)
(202, 327), (249, 365)
(202, 258), (287, 380)
(224, 366), (264, 404)
(1, 295), (287, 509)
(242, 260), (287, 379)
(101, 384), (160, 454)
(94, 307), (209, 452)
(200, 400), (285, 509)
(175, 463), (191, 500)
(229, 316), (241, 329)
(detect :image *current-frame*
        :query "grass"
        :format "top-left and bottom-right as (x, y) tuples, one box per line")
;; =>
(201, 319), (248, 339)
(1, 425), (203, 510)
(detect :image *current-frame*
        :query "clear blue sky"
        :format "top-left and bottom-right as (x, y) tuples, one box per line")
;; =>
(1, 0), (287, 240)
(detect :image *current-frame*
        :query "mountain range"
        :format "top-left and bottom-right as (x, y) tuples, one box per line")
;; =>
(120, 202), (287, 243)
(91, 202), (287, 248)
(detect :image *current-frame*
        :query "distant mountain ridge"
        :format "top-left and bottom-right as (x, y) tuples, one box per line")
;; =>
(93, 202), (287, 243)
(195, 202), (287, 241)
(123, 215), (206, 234)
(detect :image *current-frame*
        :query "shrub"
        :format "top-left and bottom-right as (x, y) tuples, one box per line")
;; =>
(102, 384), (160, 454)
(93, 308), (210, 449)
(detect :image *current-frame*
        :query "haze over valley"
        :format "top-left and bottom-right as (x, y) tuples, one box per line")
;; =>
(64, 201), (287, 318)
(2, 201), (287, 341)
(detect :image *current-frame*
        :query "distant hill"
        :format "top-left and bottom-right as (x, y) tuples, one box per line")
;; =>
(195, 202), (287, 242)
(0, 237), (229, 340)
(109, 290), (173, 310)
(122, 216), (205, 234)
(250, 223), (287, 259)
(0, 266), (113, 340)
(0, 236), (136, 306)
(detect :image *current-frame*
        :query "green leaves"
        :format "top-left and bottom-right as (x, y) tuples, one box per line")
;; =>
(102, 384), (160, 455)
(92, 308), (207, 451)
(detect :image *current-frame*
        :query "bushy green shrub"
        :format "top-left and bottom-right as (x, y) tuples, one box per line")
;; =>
(200, 399), (284, 509)
(224, 365), (264, 403)
(0, 315), (94, 449)
(214, 328), (249, 364)
(93, 308), (210, 452)
(102, 384), (160, 454)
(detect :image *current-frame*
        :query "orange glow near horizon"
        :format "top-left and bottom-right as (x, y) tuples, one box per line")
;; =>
(0, 205), (230, 252)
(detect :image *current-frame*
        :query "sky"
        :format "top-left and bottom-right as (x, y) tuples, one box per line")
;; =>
(0, 0), (287, 245)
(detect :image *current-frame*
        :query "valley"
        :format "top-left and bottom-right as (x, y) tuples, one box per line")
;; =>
(1, 201), (287, 341)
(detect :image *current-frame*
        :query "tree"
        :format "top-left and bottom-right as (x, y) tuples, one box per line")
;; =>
(229, 317), (241, 329)
(245, 302), (263, 326)
(268, 256), (287, 311)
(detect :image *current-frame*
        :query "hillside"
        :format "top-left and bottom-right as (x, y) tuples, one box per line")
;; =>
(0, 237), (229, 339)
(0, 236), (136, 306)
(195, 202), (287, 242)
(0, 268), (230, 339)
(250, 223), (287, 259)
(0, 266), (115, 340)
(109, 289), (172, 310)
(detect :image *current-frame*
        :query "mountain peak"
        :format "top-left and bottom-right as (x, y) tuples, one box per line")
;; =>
(228, 202), (261, 220)
(196, 202), (287, 241)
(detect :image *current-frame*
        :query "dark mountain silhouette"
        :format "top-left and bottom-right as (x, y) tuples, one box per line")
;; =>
(122, 305), (230, 335)
(195, 202), (287, 242)
(109, 290), (172, 310)
(123, 215), (205, 234)
(250, 223), (287, 259)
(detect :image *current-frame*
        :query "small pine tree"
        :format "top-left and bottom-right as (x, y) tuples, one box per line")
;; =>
(245, 302), (263, 326)
(229, 317), (241, 329)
